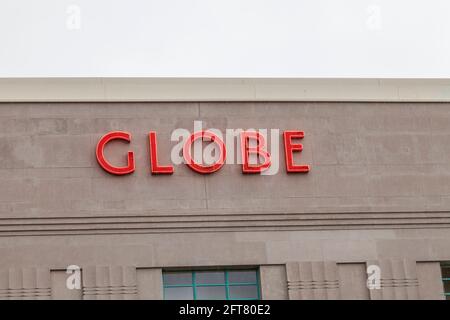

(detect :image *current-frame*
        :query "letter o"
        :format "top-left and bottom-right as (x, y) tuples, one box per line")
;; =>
(183, 131), (226, 174)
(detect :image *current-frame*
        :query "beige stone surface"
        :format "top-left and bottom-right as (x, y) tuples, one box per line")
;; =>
(338, 263), (369, 300)
(417, 262), (445, 300)
(137, 268), (163, 300)
(1, 78), (450, 102)
(260, 265), (288, 300)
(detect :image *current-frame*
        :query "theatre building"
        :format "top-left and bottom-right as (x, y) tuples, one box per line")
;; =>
(1, 78), (450, 300)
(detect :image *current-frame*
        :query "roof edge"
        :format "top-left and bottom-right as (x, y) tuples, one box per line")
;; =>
(0, 77), (450, 102)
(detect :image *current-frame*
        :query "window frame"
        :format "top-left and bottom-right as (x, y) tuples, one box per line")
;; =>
(163, 269), (261, 300)
(441, 263), (450, 299)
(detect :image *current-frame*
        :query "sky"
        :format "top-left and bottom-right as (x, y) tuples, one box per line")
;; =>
(1, 0), (449, 78)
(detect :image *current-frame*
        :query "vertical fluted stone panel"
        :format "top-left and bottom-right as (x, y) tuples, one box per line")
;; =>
(0, 268), (51, 300)
(367, 259), (419, 300)
(82, 266), (138, 300)
(286, 261), (340, 300)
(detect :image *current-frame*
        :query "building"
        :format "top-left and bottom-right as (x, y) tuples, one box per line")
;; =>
(0, 78), (449, 300)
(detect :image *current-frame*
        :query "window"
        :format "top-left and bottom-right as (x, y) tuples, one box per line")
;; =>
(163, 269), (260, 300)
(442, 264), (450, 300)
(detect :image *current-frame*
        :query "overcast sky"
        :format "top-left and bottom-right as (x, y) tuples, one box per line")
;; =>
(1, 0), (449, 77)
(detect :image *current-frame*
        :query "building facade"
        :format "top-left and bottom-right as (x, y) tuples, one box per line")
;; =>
(0, 78), (449, 300)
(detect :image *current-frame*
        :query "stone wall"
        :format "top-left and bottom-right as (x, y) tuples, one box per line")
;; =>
(0, 102), (449, 299)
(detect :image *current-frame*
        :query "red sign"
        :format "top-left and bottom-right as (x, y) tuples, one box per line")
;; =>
(96, 130), (310, 175)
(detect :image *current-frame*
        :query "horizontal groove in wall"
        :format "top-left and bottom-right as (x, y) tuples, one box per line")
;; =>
(1, 211), (450, 236)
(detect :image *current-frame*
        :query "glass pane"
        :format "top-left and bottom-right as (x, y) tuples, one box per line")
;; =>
(196, 286), (226, 300)
(444, 280), (450, 294)
(164, 287), (193, 300)
(228, 270), (257, 284)
(163, 272), (192, 286)
(442, 266), (450, 299)
(442, 266), (450, 278)
(229, 285), (259, 299)
(196, 271), (225, 284)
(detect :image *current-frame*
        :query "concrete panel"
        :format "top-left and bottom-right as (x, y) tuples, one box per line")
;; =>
(137, 268), (163, 300)
(338, 263), (370, 300)
(416, 262), (445, 300)
(259, 265), (288, 300)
